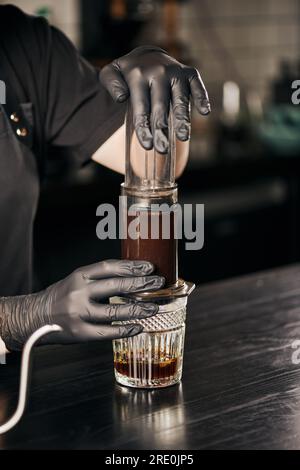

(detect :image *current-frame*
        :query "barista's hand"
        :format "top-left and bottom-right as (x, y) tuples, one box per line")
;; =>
(100, 46), (210, 154)
(0, 260), (164, 351)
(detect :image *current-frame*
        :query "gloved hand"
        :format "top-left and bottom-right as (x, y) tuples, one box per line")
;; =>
(0, 260), (164, 351)
(100, 45), (210, 154)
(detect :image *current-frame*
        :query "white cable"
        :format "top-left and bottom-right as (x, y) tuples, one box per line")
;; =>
(0, 324), (62, 435)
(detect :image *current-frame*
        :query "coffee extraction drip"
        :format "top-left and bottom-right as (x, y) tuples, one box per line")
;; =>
(112, 104), (195, 389)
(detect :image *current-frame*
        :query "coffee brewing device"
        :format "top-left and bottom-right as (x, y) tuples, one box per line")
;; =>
(112, 104), (195, 388)
(0, 106), (196, 435)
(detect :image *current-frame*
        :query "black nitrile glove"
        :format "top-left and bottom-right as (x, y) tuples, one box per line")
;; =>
(0, 260), (164, 351)
(100, 45), (210, 154)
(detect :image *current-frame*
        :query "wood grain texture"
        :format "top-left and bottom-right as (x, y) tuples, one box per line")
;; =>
(1, 264), (300, 449)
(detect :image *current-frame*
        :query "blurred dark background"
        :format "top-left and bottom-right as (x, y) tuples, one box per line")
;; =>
(2, 0), (300, 287)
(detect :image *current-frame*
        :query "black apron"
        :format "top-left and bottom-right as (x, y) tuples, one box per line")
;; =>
(0, 98), (39, 296)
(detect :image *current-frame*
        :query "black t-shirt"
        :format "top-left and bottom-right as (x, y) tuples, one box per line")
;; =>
(0, 5), (125, 296)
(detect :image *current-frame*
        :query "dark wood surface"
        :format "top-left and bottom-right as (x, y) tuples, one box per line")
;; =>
(1, 264), (300, 450)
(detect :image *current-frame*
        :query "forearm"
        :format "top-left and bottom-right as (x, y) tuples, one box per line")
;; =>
(0, 293), (51, 351)
(175, 138), (189, 178)
(92, 124), (189, 178)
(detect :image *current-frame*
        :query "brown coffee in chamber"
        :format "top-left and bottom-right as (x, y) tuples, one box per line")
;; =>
(122, 210), (178, 286)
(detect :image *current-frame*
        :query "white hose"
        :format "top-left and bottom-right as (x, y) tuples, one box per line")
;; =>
(0, 324), (62, 435)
